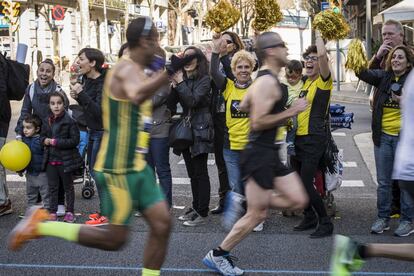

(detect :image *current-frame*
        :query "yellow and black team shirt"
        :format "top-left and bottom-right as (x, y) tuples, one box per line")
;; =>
(223, 79), (250, 150)
(382, 78), (401, 136)
(94, 63), (153, 174)
(296, 75), (333, 136)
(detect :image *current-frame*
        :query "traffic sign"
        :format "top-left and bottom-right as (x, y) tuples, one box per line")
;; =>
(52, 5), (65, 21)
(321, 2), (329, 11)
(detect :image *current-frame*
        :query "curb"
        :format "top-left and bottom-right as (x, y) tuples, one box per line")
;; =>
(331, 95), (369, 105)
(354, 132), (377, 185)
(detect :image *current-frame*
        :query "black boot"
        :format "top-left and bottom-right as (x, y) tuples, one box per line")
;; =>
(310, 217), (333, 238)
(293, 212), (318, 231)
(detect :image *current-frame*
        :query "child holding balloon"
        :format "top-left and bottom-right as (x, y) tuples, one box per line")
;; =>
(44, 91), (82, 222)
(21, 114), (49, 211)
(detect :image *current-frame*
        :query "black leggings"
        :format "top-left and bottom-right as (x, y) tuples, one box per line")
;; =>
(290, 157), (328, 219)
(47, 165), (75, 213)
(399, 181), (414, 199)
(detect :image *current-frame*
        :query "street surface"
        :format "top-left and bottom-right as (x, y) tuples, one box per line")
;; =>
(1, 101), (414, 275)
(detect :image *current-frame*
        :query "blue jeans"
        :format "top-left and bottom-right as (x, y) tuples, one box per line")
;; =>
(223, 148), (244, 195)
(375, 132), (414, 221)
(146, 137), (173, 207)
(88, 129), (103, 176)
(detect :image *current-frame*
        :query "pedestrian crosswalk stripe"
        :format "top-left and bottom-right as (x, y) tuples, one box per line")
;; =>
(342, 180), (364, 187)
(343, 162), (357, 167)
(332, 132), (346, 137)
(7, 175), (25, 182)
(172, 177), (191, 185)
(178, 159), (216, 165)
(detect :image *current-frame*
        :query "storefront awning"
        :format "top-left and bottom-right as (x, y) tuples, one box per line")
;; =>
(373, 0), (414, 25)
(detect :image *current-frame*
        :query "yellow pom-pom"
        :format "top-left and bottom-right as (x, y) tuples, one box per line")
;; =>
(204, 0), (240, 33)
(345, 39), (368, 74)
(313, 10), (350, 40)
(252, 0), (283, 32)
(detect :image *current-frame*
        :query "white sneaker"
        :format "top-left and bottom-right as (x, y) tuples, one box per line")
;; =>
(203, 250), (244, 275)
(253, 222), (264, 232)
(57, 205), (66, 217)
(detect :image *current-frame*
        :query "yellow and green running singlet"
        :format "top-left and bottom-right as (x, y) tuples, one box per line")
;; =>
(94, 69), (153, 174)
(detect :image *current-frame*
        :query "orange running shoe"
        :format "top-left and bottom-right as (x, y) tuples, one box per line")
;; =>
(85, 215), (109, 226)
(88, 212), (100, 220)
(8, 206), (50, 251)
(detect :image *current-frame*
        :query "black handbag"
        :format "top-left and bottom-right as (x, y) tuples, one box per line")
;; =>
(169, 115), (193, 150)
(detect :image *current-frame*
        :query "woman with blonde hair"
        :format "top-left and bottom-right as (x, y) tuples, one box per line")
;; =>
(211, 33), (257, 230)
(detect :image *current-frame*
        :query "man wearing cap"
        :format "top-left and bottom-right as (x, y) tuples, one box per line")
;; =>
(7, 16), (193, 276)
(202, 32), (308, 276)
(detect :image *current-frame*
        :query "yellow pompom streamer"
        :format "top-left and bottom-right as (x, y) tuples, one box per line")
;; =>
(252, 0), (283, 32)
(313, 10), (350, 41)
(204, 0), (240, 33)
(345, 39), (368, 74)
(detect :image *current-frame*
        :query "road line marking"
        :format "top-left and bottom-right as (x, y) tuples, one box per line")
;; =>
(178, 159), (215, 165)
(332, 132), (346, 137)
(6, 175), (25, 182)
(172, 177), (190, 185)
(0, 263), (413, 275)
(343, 161), (357, 167)
(342, 180), (364, 187)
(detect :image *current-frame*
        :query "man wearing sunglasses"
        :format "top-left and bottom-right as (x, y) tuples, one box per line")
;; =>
(289, 30), (334, 238)
(203, 31), (308, 276)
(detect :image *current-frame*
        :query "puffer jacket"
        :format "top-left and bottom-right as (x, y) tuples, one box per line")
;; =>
(169, 75), (214, 157)
(15, 80), (69, 136)
(357, 69), (410, 147)
(46, 111), (82, 173)
(22, 135), (48, 176)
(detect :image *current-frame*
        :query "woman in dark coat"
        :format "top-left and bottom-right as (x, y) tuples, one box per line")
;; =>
(169, 46), (214, 226)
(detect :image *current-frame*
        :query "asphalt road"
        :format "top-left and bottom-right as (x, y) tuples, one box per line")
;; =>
(1, 101), (414, 275)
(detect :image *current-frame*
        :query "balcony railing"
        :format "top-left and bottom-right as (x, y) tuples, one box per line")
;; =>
(89, 0), (127, 11)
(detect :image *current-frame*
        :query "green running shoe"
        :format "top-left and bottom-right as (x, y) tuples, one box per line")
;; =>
(330, 235), (365, 276)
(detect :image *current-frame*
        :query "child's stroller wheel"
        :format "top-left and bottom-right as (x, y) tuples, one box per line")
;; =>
(82, 186), (94, 199)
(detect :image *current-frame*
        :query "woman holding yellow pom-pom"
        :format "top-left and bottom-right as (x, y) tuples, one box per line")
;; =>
(290, 30), (335, 238)
(355, 45), (414, 236)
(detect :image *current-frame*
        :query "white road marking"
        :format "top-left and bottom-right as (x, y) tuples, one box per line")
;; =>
(341, 180), (364, 187)
(343, 161), (357, 167)
(178, 159), (215, 165)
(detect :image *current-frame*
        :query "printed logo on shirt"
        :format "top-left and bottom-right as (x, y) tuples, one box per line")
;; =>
(383, 95), (400, 109)
(230, 100), (248, 118)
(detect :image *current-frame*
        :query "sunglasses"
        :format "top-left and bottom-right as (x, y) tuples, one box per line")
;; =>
(304, 56), (318, 62)
(263, 42), (287, 49)
(226, 39), (234, 45)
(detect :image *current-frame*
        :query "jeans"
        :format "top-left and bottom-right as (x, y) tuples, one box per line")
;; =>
(0, 137), (9, 205)
(88, 129), (103, 212)
(182, 149), (211, 217)
(87, 129), (103, 176)
(213, 113), (230, 206)
(223, 148), (244, 195)
(374, 132), (413, 221)
(286, 115), (298, 145)
(147, 137), (173, 207)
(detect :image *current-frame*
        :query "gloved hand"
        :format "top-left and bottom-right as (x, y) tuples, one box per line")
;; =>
(166, 54), (198, 76)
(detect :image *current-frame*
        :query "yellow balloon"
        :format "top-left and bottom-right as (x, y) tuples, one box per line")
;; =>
(0, 140), (31, 171)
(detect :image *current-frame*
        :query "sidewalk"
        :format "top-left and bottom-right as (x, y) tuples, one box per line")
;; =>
(331, 82), (370, 105)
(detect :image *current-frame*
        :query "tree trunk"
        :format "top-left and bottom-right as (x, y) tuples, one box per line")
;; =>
(79, 0), (90, 47)
(174, 13), (182, 45)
